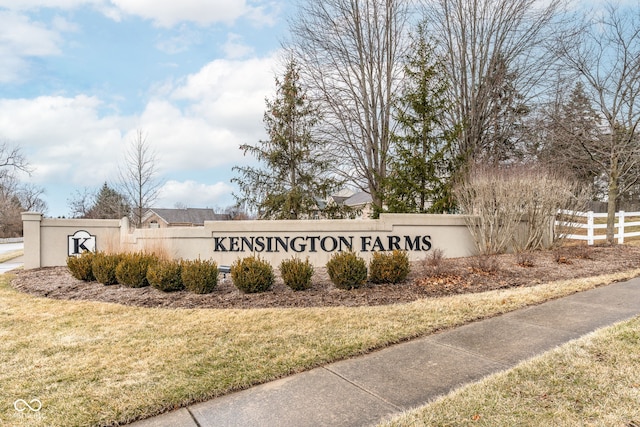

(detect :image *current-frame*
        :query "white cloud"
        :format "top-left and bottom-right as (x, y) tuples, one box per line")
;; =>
(155, 25), (202, 54)
(0, 95), (128, 185)
(170, 55), (277, 105)
(108, 0), (276, 28)
(51, 14), (80, 32)
(221, 33), (255, 59)
(156, 180), (234, 208)
(0, 0), (280, 28)
(0, 52), (277, 214)
(141, 55), (278, 170)
(0, 0), (98, 9)
(133, 99), (248, 172)
(0, 54), (276, 180)
(0, 11), (63, 82)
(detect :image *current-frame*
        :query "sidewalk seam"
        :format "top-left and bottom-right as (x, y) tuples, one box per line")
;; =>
(187, 407), (202, 427)
(427, 340), (513, 369)
(511, 303), (638, 334)
(322, 366), (404, 412)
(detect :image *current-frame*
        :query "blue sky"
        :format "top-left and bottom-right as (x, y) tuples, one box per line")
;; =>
(0, 0), (293, 217)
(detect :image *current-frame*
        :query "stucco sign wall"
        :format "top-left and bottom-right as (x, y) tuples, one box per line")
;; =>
(22, 212), (478, 269)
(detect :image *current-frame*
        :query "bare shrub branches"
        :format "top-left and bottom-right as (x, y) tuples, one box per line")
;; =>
(455, 163), (588, 255)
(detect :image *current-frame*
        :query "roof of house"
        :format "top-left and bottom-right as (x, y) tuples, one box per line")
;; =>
(343, 191), (373, 207)
(330, 188), (356, 204)
(143, 208), (230, 225)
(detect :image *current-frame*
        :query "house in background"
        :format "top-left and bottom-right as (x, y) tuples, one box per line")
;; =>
(323, 190), (374, 219)
(141, 208), (231, 228)
(342, 191), (373, 218)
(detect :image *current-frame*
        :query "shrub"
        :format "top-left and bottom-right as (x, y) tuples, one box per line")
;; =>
(326, 251), (367, 290)
(92, 252), (124, 285)
(66, 251), (95, 281)
(455, 163), (588, 254)
(423, 248), (448, 276)
(115, 252), (158, 288)
(368, 250), (410, 284)
(553, 248), (573, 264)
(231, 256), (274, 294)
(516, 250), (535, 267)
(181, 259), (218, 294)
(147, 259), (184, 292)
(280, 257), (314, 291)
(467, 254), (499, 274)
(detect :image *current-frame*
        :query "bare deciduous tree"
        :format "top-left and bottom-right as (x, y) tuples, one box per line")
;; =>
(421, 0), (564, 164)
(0, 174), (22, 236)
(17, 183), (47, 213)
(68, 187), (95, 218)
(119, 130), (163, 228)
(0, 142), (30, 174)
(555, 3), (640, 243)
(288, 0), (411, 212)
(0, 174), (47, 236)
(0, 141), (46, 235)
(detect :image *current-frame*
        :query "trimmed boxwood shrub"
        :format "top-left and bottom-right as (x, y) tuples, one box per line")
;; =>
(67, 251), (95, 281)
(92, 252), (124, 285)
(368, 250), (410, 284)
(181, 259), (218, 294)
(147, 259), (184, 292)
(231, 256), (274, 294)
(115, 252), (158, 288)
(280, 257), (314, 291)
(326, 251), (367, 290)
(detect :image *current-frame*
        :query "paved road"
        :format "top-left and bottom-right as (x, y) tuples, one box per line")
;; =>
(0, 242), (24, 274)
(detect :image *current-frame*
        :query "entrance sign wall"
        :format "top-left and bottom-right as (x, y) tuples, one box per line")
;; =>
(21, 212), (477, 269)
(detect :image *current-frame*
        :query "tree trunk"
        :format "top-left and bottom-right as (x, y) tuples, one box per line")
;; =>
(606, 161), (619, 244)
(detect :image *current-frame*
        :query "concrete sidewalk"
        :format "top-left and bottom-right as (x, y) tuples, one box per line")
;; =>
(128, 278), (640, 427)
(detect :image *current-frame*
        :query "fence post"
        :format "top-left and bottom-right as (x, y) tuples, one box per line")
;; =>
(618, 211), (625, 244)
(587, 211), (594, 245)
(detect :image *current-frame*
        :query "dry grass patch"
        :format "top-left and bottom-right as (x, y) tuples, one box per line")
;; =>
(379, 316), (640, 427)
(1, 269), (639, 427)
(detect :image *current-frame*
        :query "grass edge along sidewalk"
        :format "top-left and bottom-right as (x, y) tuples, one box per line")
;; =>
(0, 269), (638, 427)
(0, 250), (23, 264)
(379, 315), (640, 426)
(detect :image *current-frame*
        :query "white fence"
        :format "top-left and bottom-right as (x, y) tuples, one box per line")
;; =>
(556, 210), (640, 245)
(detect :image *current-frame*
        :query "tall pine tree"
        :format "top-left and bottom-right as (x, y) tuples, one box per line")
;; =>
(87, 182), (131, 219)
(233, 59), (339, 219)
(385, 24), (458, 213)
(540, 82), (603, 196)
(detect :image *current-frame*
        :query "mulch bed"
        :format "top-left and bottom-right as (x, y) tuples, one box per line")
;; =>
(10, 245), (640, 309)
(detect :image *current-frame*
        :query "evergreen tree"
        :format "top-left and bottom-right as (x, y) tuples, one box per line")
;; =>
(540, 82), (603, 196)
(232, 59), (339, 219)
(483, 53), (530, 163)
(385, 24), (458, 213)
(86, 182), (131, 219)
